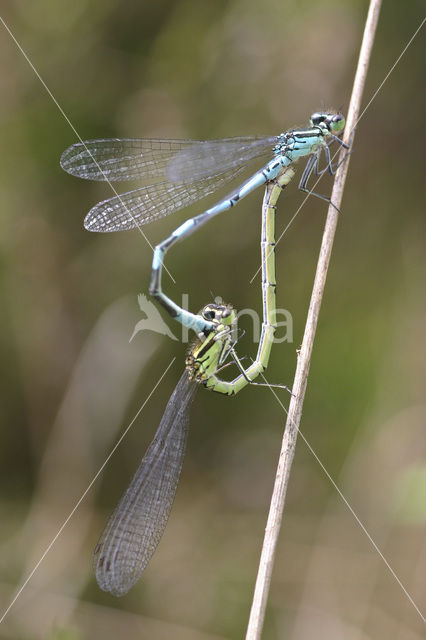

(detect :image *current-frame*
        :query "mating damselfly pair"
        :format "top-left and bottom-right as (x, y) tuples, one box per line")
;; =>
(61, 111), (348, 595)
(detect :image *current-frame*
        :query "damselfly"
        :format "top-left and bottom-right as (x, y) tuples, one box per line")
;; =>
(92, 169), (293, 595)
(61, 112), (348, 330)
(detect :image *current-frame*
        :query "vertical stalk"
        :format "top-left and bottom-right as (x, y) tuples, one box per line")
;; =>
(245, 1), (383, 638)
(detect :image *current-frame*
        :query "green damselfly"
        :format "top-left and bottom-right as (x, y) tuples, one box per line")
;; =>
(92, 168), (294, 595)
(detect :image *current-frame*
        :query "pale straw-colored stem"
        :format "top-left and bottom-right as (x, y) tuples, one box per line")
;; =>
(245, 1), (383, 638)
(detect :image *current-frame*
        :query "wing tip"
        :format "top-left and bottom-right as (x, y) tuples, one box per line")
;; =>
(93, 549), (137, 597)
(60, 145), (78, 173)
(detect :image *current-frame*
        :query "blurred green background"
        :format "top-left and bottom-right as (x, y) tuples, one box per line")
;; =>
(0, 1), (424, 639)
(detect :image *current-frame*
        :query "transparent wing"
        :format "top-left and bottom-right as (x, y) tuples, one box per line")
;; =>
(166, 136), (277, 182)
(60, 136), (276, 183)
(84, 164), (249, 232)
(93, 372), (198, 597)
(61, 138), (206, 182)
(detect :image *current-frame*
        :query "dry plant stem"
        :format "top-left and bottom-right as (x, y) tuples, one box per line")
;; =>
(245, 1), (383, 638)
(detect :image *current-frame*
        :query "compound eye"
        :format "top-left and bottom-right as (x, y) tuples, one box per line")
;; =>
(330, 113), (345, 132)
(202, 306), (216, 320)
(310, 112), (325, 126)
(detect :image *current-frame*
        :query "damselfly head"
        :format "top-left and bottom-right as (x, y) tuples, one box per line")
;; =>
(186, 302), (237, 383)
(201, 302), (236, 326)
(310, 112), (345, 134)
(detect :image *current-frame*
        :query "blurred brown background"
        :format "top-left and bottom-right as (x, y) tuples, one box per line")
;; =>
(0, 1), (424, 639)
